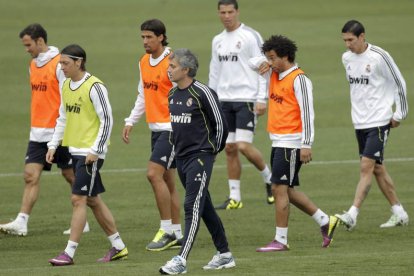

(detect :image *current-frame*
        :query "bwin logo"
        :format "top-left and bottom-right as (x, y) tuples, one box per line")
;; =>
(348, 75), (369, 85)
(66, 103), (81, 114)
(32, 82), (47, 92)
(170, 113), (192, 123)
(218, 54), (238, 62)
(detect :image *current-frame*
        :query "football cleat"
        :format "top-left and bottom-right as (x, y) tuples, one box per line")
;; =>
(256, 240), (289, 252)
(335, 212), (356, 231)
(380, 213), (409, 228)
(265, 183), (274, 204)
(49, 252), (74, 266)
(0, 220), (27, 236)
(146, 229), (178, 251)
(215, 198), (243, 210)
(321, 216), (339, 248)
(97, 247), (128, 262)
(63, 221), (90, 235)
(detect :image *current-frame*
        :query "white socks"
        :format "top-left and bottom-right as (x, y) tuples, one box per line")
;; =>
(260, 165), (272, 184)
(64, 240), (78, 258)
(171, 224), (183, 239)
(15, 213), (29, 226)
(312, 209), (329, 226)
(275, 227), (288, 245)
(161, 219), (173, 234)
(391, 203), (408, 218)
(229, 179), (241, 202)
(108, 232), (125, 250)
(348, 205), (359, 221)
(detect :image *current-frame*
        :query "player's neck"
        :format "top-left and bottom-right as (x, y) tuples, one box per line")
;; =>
(151, 46), (165, 59)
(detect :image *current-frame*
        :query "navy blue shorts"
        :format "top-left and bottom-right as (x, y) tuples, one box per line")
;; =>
(72, 156), (105, 196)
(221, 101), (257, 133)
(270, 147), (302, 187)
(25, 141), (72, 171)
(150, 131), (176, 169)
(355, 124), (390, 164)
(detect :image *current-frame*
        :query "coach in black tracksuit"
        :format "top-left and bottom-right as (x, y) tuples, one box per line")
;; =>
(159, 49), (236, 274)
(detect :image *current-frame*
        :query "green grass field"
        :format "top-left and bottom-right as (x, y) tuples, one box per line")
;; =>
(1, 0), (413, 275)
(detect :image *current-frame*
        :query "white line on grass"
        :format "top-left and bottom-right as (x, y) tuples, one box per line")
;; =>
(1, 157), (413, 178)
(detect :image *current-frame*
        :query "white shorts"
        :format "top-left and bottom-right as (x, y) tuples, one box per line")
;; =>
(226, 129), (254, 144)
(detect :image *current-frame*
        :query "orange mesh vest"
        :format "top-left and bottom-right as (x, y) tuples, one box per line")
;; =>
(140, 53), (172, 123)
(29, 54), (61, 128)
(267, 68), (304, 134)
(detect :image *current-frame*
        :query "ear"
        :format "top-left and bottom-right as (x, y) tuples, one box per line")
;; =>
(35, 37), (46, 46)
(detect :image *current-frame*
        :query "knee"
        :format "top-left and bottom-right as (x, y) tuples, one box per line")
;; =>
(23, 169), (40, 185)
(236, 142), (250, 154)
(86, 197), (98, 208)
(147, 169), (161, 183)
(71, 194), (87, 207)
(360, 159), (375, 175)
(225, 143), (238, 156)
(373, 164), (385, 176)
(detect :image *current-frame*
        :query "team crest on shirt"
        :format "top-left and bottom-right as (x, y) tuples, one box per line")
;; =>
(78, 97), (83, 102)
(365, 64), (371, 73)
(186, 97), (193, 107)
(347, 65), (351, 71)
(236, 41), (241, 49)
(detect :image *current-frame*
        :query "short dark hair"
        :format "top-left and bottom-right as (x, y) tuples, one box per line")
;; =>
(141, 19), (168, 46)
(342, 20), (365, 37)
(262, 35), (297, 63)
(61, 44), (87, 71)
(218, 0), (238, 9)
(19, 23), (47, 43)
(170, 48), (199, 78)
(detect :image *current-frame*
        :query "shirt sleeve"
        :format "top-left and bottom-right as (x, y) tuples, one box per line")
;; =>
(248, 55), (271, 102)
(56, 63), (66, 93)
(200, 86), (228, 153)
(89, 83), (113, 155)
(208, 37), (220, 91)
(250, 32), (268, 103)
(47, 88), (67, 149)
(379, 51), (408, 121)
(293, 74), (315, 148)
(124, 63), (146, 126)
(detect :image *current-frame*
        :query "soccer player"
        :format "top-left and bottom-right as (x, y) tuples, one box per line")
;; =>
(209, 0), (273, 209)
(249, 35), (339, 252)
(335, 20), (409, 230)
(122, 19), (182, 251)
(159, 48), (235, 275)
(0, 23), (89, 236)
(46, 44), (128, 266)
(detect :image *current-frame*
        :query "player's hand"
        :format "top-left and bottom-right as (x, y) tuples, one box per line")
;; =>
(390, 119), (400, 128)
(258, 62), (271, 75)
(46, 149), (56, 164)
(255, 102), (267, 116)
(300, 148), (312, 164)
(122, 125), (133, 144)
(85, 153), (98, 165)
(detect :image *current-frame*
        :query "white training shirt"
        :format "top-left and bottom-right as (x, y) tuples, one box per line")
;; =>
(48, 72), (113, 159)
(209, 23), (267, 103)
(342, 43), (408, 129)
(29, 46), (66, 142)
(124, 47), (173, 132)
